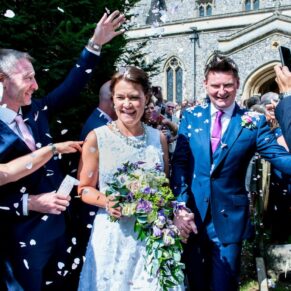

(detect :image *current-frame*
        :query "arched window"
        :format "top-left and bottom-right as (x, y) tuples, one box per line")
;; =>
(206, 4), (212, 16)
(244, 0), (259, 11)
(253, 0), (259, 10)
(245, 0), (251, 11)
(199, 5), (205, 17)
(197, 1), (213, 17)
(165, 57), (184, 103)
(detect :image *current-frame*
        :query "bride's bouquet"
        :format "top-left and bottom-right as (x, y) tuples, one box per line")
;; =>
(105, 161), (184, 290)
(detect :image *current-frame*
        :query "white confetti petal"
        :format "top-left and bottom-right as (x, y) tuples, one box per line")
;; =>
(41, 215), (49, 221)
(61, 129), (68, 135)
(45, 281), (53, 285)
(74, 258), (80, 265)
(71, 263), (78, 270)
(20, 187), (26, 193)
(30, 239), (36, 246)
(19, 242), (26, 247)
(57, 7), (64, 13)
(4, 9), (15, 18)
(42, 105), (48, 111)
(58, 262), (65, 270)
(57, 120), (62, 124)
(89, 211), (95, 216)
(34, 111), (39, 121)
(86, 224), (92, 229)
(45, 133), (52, 138)
(85, 69), (92, 74)
(89, 147), (96, 153)
(25, 162), (33, 170)
(23, 259), (29, 269)
(13, 203), (19, 208)
(67, 246), (72, 253)
(76, 64), (80, 68)
(105, 7), (110, 14)
(88, 171), (93, 178)
(36, 142), (42, 148)
(72, 237), (77, 245)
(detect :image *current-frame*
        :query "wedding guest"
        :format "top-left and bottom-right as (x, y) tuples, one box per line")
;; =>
(172, 53), (291, 291)
(80, 80), (116, 140)
(0, 10), (125, 291)
(77, 66), (185, 290)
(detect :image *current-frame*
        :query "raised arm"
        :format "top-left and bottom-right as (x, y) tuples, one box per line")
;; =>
(0, 141), (82, 186)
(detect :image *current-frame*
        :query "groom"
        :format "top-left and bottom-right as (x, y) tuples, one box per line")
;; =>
(171, 54), (291, 291)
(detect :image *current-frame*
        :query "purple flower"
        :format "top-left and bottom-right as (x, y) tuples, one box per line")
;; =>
(136, 199), (152, 213)
(153, 225), (162, 237)
(143, 187), (151, 194)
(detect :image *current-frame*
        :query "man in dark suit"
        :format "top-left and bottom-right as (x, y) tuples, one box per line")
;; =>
(80, 80), (116, 140)
(171, 54), (291, 291)
(0, 11), (125, 291)
(274, 64), (291, 150)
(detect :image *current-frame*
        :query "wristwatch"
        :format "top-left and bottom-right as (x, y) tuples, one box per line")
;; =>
(87, 38), (102, 54)
(279, 92), (291, 100)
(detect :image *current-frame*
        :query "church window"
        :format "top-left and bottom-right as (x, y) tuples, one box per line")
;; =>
(197, 1), (213, 17)
(165, 57), (183, 103)
(244, 0), (259, 11)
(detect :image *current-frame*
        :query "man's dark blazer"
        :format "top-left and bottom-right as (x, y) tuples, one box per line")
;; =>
(275, 95), (291, 150)
(0, 49), (99, 289)
(171, 101), (291, 244)
(80, 107), (110, 140)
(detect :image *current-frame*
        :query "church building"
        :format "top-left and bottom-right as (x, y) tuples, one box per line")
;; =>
(126, 0), (291, 104)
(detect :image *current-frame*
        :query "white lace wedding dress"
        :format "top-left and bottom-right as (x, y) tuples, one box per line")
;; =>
(78, 124), (184, 291)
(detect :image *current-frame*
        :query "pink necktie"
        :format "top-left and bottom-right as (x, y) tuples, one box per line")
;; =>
(15, 115), (36, 151)
(211, 110), (224, 153)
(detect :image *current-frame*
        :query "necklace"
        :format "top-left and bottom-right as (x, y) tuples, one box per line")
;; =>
(110, 121), (147, 149)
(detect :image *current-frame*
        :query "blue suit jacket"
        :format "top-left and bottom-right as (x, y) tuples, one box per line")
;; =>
(275, 95), (291, 150)
(171, 101), (291, 244)
(0, 49), (100, 252)
(80, 108), (110, 140)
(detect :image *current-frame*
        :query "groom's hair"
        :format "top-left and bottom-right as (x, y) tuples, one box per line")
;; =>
(204, 53), (239, 80)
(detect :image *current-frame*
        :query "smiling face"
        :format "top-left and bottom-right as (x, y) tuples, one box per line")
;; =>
(2, 58), (38, 112)
(112, 80), (148, 128)
(204, 70), (239, 110)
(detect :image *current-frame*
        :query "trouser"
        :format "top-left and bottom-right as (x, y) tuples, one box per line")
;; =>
(182, 217), (242, 291)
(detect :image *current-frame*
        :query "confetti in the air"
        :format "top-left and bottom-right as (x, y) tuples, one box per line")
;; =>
(30, 239), (36, 246)
(61, 129), (68, 135)
(25, 162), (33, 170)
(23, 259), (29, 269)
(85, 69), (92, 74)
(57, 7), (64, 13)
(4, 9), (15, 18)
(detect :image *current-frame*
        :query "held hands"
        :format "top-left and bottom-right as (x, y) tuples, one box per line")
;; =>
(92, 10), (126, 46)
(274, 64), (291, 93)
(54, 141), (83, 154)
(28, 191), (71, 215)
(174, 209), (197, 243)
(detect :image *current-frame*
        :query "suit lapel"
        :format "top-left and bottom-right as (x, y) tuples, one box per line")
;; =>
(212, 104), (244, 173)
(196, 104), (211, 168)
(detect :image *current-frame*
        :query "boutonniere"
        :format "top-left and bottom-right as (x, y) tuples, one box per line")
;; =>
(241, 112), (260, 129)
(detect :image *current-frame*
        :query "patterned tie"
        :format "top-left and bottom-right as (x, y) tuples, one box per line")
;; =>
(211, 110), (224, 153)
(14, 115), (36, 151)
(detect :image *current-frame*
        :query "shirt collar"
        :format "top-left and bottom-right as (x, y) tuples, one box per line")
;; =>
(210, 102), (235, 117)
(0, 106), (18, 124)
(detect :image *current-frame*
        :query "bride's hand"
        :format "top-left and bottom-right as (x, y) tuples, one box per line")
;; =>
(106, 196), (122, 218)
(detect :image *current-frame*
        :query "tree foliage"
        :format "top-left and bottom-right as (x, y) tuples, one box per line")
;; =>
(0, 0), (157, 140)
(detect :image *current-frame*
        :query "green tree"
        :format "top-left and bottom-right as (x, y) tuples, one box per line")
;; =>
(0, 0), (152, 140)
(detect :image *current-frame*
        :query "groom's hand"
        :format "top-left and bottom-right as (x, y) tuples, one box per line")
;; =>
(174, 209), (198, 243)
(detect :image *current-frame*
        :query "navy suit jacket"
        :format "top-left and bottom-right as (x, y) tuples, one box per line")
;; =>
(0, 49), (100, 252)
(275, 95), (291, 150)
(171, 101), (291, 244)
(80, 108), (110, 140)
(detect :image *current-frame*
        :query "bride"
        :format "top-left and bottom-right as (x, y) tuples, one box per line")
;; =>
(77, 66), (183, 290)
